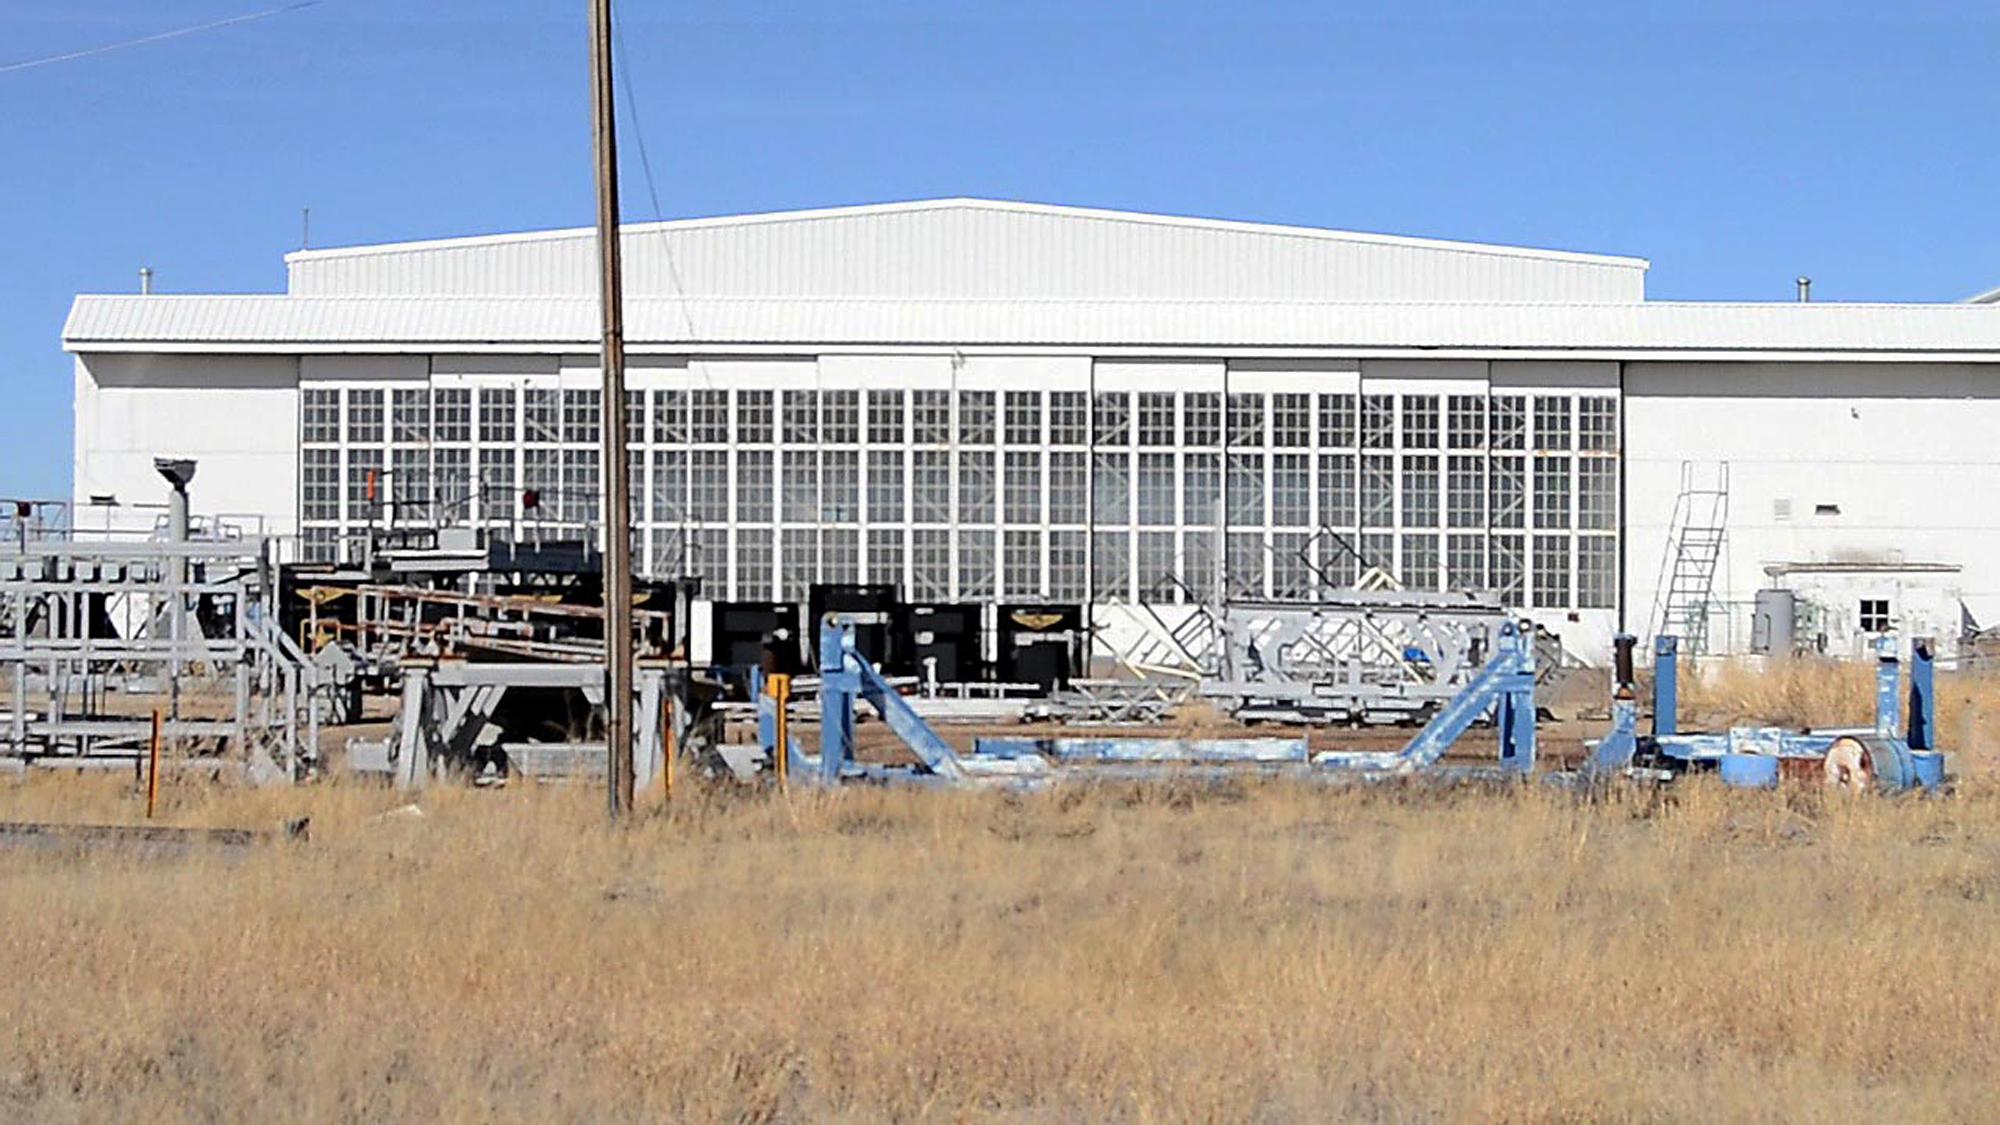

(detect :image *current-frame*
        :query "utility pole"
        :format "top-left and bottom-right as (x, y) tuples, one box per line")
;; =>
(590, 0), (635, 817)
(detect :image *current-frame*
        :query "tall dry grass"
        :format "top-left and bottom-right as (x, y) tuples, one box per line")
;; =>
(1677, 657), (2000, 777)
(0, 773), (1995, 1122)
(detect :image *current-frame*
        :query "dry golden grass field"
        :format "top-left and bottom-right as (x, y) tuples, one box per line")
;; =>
(1, 759), (1996, 1123)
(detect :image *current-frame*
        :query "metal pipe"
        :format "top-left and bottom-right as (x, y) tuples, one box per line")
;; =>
(154, 459), (195, 724)
(1797, 276), (1812, 302)
(1612, 633), (1636, 692)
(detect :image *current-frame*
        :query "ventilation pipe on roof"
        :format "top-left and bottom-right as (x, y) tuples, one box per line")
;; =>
(139, 267), (153, 295)
(1797, 276), (1812, 302)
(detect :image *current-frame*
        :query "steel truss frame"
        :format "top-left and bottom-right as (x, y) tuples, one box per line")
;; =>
(1095, 586), (1511, 724)
(1, 536), (322, 777)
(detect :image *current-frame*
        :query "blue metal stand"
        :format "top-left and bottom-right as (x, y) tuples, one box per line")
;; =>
(1874, 635), (1900, 737)
(815, 617), (966, 783)
(818, 619), (859, 784)
(1585, 634), (1640, 779)
(1908, 639), (1935, 752)
(1653, 634), (1678, 737)
(1314, 620), (1536, 776)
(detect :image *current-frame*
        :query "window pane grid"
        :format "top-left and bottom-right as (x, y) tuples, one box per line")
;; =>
(958, 391), (996, 446)
(300, 380), (1619, 617)
(302, 389), (340, 444)
(1092, 392), (1130, 446)
(1227, 393), (1265, 447)
(868, 390), (905, 445)
(1446, 394), (1485, 450)
(1400, 394), (1439, 450)
(1273, 393), (1310, 447)
(1183, 392), (1220, 447)
(1318, 393), (1355, 448)
(1004, 391), (1042, 446)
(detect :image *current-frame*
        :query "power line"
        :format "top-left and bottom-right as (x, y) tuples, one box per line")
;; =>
(0, 2), (321, 76)
(610, 2), (710, 576)
(609, 5), (699, 343)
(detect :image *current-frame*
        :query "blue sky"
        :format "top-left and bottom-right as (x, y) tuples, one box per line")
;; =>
(4, 1), (1999, 500)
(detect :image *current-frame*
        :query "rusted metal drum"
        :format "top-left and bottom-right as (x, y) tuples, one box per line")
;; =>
(1777, 756), (1826, 785)
(1824, 735), (1919, 794)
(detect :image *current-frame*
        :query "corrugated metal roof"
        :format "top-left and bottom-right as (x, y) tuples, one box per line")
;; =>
(280, 199), (1648, 304)
(64, 294), (2000, 355)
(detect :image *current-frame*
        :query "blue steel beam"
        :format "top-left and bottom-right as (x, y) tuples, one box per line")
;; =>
(972, 736), (1308, 764)
(1908, 639), (1936, 751)
(1874, 635), (1901, 738)
(1653, 635), (1678, 737)
(819, 618), (859, 784)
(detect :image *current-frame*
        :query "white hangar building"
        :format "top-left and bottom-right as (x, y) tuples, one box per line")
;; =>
(61, 198), (2000, 661)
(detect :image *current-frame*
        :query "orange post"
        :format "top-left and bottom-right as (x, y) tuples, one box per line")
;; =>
(146, 709), (163, 819)
(769, 674), (792, 791)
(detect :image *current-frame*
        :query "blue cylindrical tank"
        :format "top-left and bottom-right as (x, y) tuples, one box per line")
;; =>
(1717, 753), (1780, 789)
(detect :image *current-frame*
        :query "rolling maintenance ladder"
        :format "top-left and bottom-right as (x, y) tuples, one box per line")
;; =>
(1653, 461), (1730, 654)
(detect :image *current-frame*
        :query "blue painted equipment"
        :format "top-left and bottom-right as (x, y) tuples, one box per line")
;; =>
(1716, 753), (1780, 789)
(1653, 635), (1678, 737)
(1584, 634), (1641, 779)
(1908, 639), (1936, 751)
(974, 736), (1308, 764)
(1312, 619), (1536, 776)
(1587, 631), (1947, 794)
(817, 616), (967, 784)
(767, 614), (1542, 788)
(746, 617), (972, 786)
(1873, 634), (1900, 736)
(750, 665), (817, 780)
(1911, 751), (1946, 792)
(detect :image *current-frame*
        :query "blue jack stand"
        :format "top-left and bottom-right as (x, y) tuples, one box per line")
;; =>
(1314, 619), (1537, 777)
(818, 616), (966, 783)
(751, 616), (970, 786)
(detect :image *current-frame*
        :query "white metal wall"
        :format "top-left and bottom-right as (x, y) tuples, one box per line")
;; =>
(72, 353), (302, 539)
(1625, 361), (2000, 655)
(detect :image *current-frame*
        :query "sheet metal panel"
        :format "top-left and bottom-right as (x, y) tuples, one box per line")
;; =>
(65, 294), (2000, 354)
(281, 199), (1647, 303)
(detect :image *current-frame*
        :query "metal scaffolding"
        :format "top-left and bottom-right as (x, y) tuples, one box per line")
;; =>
(1091, 587), (1512, 724)
(1, 533), (323, 777)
